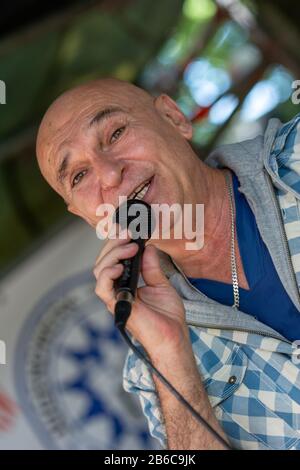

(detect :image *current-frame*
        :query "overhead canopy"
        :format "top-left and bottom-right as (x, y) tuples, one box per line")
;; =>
(0, 0), (184, 275)
(0, 0), (299, 277)
(1, 0), (88, 38)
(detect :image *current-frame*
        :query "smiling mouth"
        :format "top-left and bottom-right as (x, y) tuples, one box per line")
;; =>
(128, 178), (152, 201)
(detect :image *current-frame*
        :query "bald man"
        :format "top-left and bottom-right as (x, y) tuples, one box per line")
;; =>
(37, 79), (300, 450)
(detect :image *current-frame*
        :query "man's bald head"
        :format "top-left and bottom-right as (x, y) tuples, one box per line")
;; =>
(36, 78), (154, 193)
(35, 76), (194, 227)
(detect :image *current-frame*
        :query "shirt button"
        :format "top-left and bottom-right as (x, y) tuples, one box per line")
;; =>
(228, 375), (237, 384)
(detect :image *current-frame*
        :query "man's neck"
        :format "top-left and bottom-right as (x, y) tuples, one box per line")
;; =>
(153, 166), (249, 289)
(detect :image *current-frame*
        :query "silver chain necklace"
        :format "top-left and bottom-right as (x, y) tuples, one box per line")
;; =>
(224, 171), (240, 309)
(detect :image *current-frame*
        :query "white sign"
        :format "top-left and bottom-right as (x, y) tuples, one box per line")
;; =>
(0, 220), (157, 450)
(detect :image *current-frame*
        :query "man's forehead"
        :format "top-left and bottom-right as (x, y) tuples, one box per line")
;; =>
(39, 82), (148, 145)
(44, 91), (125, 132)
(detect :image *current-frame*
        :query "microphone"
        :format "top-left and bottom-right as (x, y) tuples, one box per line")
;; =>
(113, 199), (155, 329)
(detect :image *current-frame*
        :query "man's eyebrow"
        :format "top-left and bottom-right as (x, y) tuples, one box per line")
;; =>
(57, 152), (71, 185)
(88, 107), (124, 128)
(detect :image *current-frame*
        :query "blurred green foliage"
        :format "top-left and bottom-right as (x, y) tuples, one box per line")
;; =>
(0, 0), (299, 276)
(0, 0), (183, 275)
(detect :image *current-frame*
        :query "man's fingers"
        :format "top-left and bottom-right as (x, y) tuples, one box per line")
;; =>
(93, 242), (139, 279)
(93, 223), (140, 314)
(141, 245), (170, 287)
(95, 227), (131, 264)
(93, 240), (139, 312)
(94, 263), (124, 311)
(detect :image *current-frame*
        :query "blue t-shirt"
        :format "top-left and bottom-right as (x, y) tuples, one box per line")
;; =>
(188, 172), (300, 342)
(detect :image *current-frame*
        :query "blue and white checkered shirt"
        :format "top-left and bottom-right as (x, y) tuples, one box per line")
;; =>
(123, 114), (300, 450)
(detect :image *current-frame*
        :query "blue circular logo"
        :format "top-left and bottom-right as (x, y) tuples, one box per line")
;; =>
(15, 271), (156, 450)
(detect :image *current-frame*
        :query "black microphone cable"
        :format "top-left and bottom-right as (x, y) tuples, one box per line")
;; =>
(115, 311), (232, 450)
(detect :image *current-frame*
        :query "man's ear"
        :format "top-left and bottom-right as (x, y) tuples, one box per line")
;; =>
(67, 203), (96, 228)
(154, 94), (193, 140)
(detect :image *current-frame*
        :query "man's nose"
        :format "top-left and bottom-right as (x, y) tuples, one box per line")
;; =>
(93, 153), (124, 190)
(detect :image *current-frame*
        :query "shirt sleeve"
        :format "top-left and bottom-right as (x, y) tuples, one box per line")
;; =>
(122, 341), (167, 449)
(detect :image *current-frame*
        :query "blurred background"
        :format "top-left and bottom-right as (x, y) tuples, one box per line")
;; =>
(0, 0), (299, 450)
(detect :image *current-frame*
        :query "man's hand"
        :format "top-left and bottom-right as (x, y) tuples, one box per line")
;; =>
(93, 227), (189, 355)
(93, 228), (229, 449)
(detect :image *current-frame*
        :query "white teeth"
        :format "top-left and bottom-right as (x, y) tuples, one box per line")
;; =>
(135, 183), (150, 200)
(128, 179), (151, 200)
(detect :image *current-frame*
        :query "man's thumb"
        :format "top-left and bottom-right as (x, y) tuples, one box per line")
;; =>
(141, 245), (169, 287)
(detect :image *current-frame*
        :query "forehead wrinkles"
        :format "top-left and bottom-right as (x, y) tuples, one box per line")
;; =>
(46, 103), (97, 164)
(44, 84), (149, 152)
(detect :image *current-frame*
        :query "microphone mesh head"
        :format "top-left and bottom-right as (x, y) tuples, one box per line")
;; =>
(113, 199), (155, 240)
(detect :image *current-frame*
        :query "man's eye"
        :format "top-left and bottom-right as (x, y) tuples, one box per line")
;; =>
(72, 170), (87, 187)
(110, 126), (125, 144)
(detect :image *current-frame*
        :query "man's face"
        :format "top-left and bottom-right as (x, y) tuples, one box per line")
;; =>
(36, 80), (194, 228)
